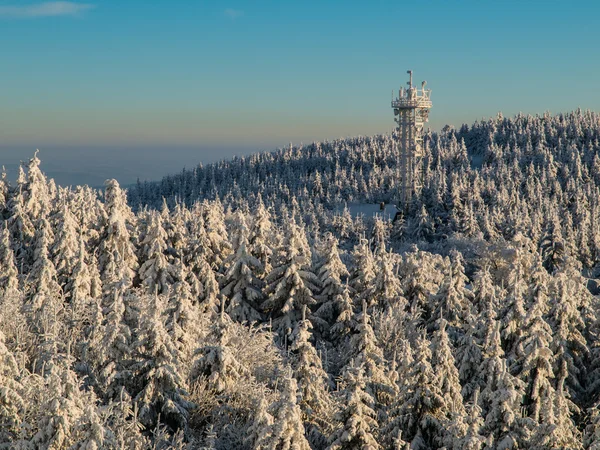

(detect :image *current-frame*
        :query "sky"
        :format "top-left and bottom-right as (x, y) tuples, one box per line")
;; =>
(1, 0), (599, 187)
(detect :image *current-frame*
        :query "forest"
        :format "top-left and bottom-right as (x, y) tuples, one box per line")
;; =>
(2, 110), (600, 448)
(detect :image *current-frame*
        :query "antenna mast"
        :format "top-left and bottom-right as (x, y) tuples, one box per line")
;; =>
(391, 70), (432, 213)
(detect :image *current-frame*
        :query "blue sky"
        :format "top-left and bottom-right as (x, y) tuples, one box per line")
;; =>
(1, 0), (599, 186)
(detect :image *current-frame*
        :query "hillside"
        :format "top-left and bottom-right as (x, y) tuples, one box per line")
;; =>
(1, 110), (600, 448)
(131, 110), (600, 270)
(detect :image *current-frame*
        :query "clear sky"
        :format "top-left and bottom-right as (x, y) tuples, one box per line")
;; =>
(1, 0), (599, 186)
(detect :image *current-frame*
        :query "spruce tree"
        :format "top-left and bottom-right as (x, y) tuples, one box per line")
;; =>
(138, 211), (175, 295)
(98, 179), (138, 293)
(222, 211), (264, 323)
(0, 329), (24, 443)
(327, 361), (380, 450)
(264, 372), (311, 450)
(290, 306), (333, 437)
(262, 222), (320, 342)
(132, 292), (192, 432)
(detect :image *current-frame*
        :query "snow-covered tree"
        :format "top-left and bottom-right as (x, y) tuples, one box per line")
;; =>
(222, 211), (264, 323)
(262, 222), (320, 342)
(191, 302), (248, 394)
(520, 278), (555, 423)
(166, 261), (204, 367)
(138, 211), (175, 295)
(345, 301), (395, 410)
(431, 319), (466, 417)
(314, 233), (350, 336)
(0, 329), (24, 443)
(329, 284), (356, 343)
(364, 248), (404, 310)
(327, 361), (380, 450)
(549, 263), (588, 402)
(246, 397), (275, 449)
(98, 179), (138, 293)
(6, 172), (35, 265)
(202, 198), (232, 273)
(248, 197), (274, 277)
(263, 372), (311, 450)
(23, 151), (52, 224)
(51, 202), (80, 289)
(132, 292), (192, 432)
(91, 288), (133, 399)
(388, 331), (446, 450)
(431, 250), (472, 327)
(348, 237), (376, 301)
(290, 306), (333, 436)
(0, 226), (19, 298)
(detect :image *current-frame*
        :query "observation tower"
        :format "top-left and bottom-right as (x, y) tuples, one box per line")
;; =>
(391, 70), (432, 213)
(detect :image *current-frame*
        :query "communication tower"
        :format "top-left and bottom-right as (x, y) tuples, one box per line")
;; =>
(391, 70), (432, 213)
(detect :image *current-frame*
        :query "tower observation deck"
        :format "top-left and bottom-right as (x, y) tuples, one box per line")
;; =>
(392, 70), (432, 213)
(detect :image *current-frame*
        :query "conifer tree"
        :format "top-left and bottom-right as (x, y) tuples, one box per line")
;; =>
(25, 351), (105, 449)
(455, 389), (485, 450)
(327, 361), (380, 450)
(456, 315), (483, 401)
(0, 226), (19, 299)
(408, 204), (434, 241)
(185, 209), (211, 276)
(528, 364), (582, 449)
(248, 197), (274, 277)
(262, 222), (319, 342)
(432, 319), (466, 417)
(329, 284), (356, 343)
(264, 372), (311, 450)
(6, 172), (35, 266)
(540, 216), (566, 274)
(138, 211), (175, 295)
(166, 261), (204, 367)
(349, 237), (376, 302)
(166, 201), (190, 259)
(370, 215), (389, 256)
(222, 211), (263, 323)
(390, 331), (446, 450)
(27, 218), (64, 364)
(403, 249), (445, 326)
(0, 329), (24, 443)
(202, 198), (233, 273)
(471, 265), (497, 316)
(520, 280), (555, 424)
(246, 397), (275, 449)
(479, 294), (525, 448)
(501, 250), (529, 363)
(346, 301), (394, 410)
(549, 263), (588, 401)
(98, 179), (138, 293)
(191, 301), (248, 394)
(197, 259), (221, 317)
(91, 288), (133, 399)
(364, 248), (405, 310)
(108, 388), (149, 449)
(23, 151), (51, 225)
(315, 233), (349, 330)
(290, 306), (333, 435)
(132, 292), (192, 432)
(51, 202), (79, 289)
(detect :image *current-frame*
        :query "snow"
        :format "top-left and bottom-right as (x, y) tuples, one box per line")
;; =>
(337, 203), (399, 220)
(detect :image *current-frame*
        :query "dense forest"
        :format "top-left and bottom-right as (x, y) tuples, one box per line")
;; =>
(3, 110), (600, 448)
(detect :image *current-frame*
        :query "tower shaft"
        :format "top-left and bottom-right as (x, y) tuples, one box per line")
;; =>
(392, 70), (432, 213)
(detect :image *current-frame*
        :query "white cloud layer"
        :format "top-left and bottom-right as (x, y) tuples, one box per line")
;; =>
(224, 8), (243, 19)
(0, 2), (95, 18)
